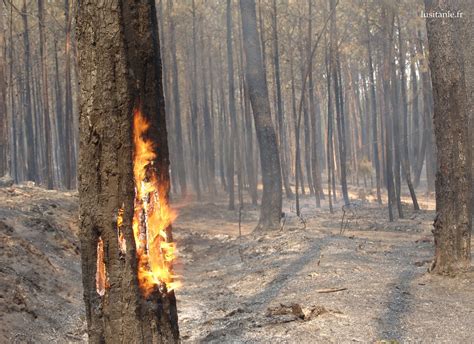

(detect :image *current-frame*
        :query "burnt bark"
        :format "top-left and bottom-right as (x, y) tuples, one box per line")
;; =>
(38, 0), (54, 188)
(0, 3), (7, 176)
(365, 3), (382, 204)
(425, 0), (472, 274)
(272, 0), (293, 200)
(240, 0), (282, 230)
(21, 1), (37, 183)
(397, 19), (419, 211)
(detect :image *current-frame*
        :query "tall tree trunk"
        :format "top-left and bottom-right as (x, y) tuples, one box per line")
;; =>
(425, 0), (471, 274)
(325, 35), (334, 213)
(330, 0), (349, 206)
(364, 3), (382, 204)
(271, 0), (293, 199)
(307, 0), (322, 205)
(168, 0), (187, 197)
(38, 0), (54, 189)
(76, 0), (179, 341)
(53, 39), (66, 187)
(64, 0), (76, 189)
(8, 3), (18, 181)
(461, 1), (473, 211)
(240, 0), (282, 231)
(390, 51), (404, 218)
(382, 8), (395, 222)
(226, 0), (237, 209)
(0, 2), (7, 176)
(417, 32), (436, 193)
(21, 1), (37, 183)
(410, 43), (421, 182)
(397, 18), (419, 210)
(191, 0), (201, 200)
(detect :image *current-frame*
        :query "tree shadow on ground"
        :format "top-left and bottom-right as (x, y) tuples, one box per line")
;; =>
(375, 266), (417, 342)
(201, 237), (324, 342)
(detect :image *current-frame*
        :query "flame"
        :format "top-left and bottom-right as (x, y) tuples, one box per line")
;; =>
(96, 237), (108, 296)
(117, 207), (127, 255)
(132, 107), (179, 296)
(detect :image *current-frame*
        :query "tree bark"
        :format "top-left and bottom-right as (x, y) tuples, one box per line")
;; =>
(226, 0), (237, 209)
(271, 0), (293, 200)
(76, 0), (179, 341)
(21, 0), (37, 183)
(38, 0), (54, 189)
(240, 0), (282, 230)
(330, 0), (349, 206)
(0, 2), (7, 177)
(364, 3), (382, 204)
(397, 18), (419, 210)
(425, 0), (472, 274)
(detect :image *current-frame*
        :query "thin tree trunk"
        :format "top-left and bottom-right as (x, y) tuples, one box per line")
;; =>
(64, 0), (75, 189)
(330, 0), (349, 206)
(397, 18), (419, 210)
(226, 0), (237, 209)
(38, 0), (54, 188)
(365, 3), (382, 204)
(0, 2), (7, 176)
(190, 0), (201, 200)
(21, 1), (37, 183)
(272, 0), (293, 199)
(382, 8), (395, 222)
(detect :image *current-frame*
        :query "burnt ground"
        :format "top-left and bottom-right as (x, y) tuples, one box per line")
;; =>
(1, 184), (474, 343)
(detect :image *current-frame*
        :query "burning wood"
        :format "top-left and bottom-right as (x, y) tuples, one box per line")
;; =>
(95, 237), (108, 296)
(132, 107), (179, 296)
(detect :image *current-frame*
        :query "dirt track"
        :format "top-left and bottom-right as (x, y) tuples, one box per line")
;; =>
(1, 185), (474, 343)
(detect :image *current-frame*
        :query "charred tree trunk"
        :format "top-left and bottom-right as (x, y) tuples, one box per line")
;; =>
(240, 0), (282, 230)
(21, 1), (37, 183)
(53, 39), (66, 187)
(191, 0), (201, 200)
(226, 0), (237, 210)
(330, 0), (349, 206)
(325, 35), (334, 214)
(364, 3), (382, 204)
(64, 0), (76, 189)
(272, 0), (293, 199)
(0, 3), (7, 177)
(38, 0), (54, 189)
(382, 8), (395, 222)
(76, 0), (179, 341)
(425, 0), (471, 274)
(307, 0), (322, 205)
(397, 18), (419, 211)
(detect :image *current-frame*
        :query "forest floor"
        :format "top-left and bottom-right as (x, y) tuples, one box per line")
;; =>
(1, 184), (474, 343)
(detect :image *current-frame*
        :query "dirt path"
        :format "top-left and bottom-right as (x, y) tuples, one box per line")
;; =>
(1, 186), (473, 343)
(174, 193), (474, 343)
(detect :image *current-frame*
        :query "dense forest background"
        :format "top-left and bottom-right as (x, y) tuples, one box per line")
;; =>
(1, 0), (437, 222)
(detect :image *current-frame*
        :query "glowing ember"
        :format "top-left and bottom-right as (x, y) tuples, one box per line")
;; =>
(132, 107), (179, 296)
(117, 207), (127, 255)
(96, 237), (108, 296)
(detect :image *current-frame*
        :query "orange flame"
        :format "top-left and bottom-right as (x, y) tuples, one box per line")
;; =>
(96, 237), (108, 296)
(117, 207), (127, 255)
(132, 107), (179, 296)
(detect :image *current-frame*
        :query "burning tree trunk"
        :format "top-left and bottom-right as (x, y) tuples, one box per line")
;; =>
(76, 1), (179, 342)
(240, 0), (282, 230)
(0, 2), (7, 177)
(425, 0), (471, 274)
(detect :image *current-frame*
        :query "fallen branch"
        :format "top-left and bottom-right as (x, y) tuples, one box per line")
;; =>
(316, 287), (347, 294)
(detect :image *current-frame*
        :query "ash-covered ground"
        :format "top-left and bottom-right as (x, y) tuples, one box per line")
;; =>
(1, 185), (473, 343)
